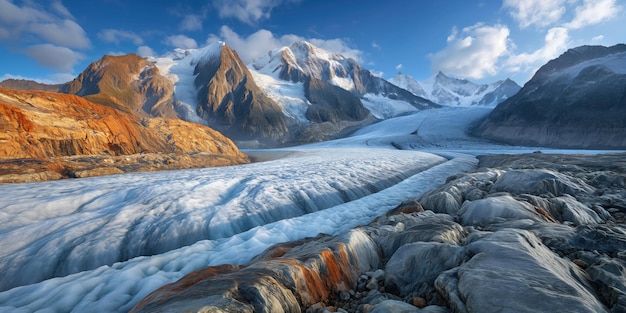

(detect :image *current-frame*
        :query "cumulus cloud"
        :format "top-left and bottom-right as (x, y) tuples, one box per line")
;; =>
(98, 29), (144, 45)
(137, 45), (157, 57)
(592, 35), (604, 42)
(505, 27), (570, 73)
(180, 14), (204, 31)
(0, 0), (90, 72)
(395, 64), (403, 70)
(502, 0), (567, 28)
(51, 1), (73, 19)
(565, 0), (621, 29)
(164, 35), (198, 49)
(25, 44), (85, 71)
(0, 0), (91, 48)
(207, 25), (362, 63)
(212, 0), (300, 25)
(429, 23), (511, 79)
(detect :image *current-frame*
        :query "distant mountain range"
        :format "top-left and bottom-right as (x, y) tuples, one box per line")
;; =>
(2, 41), (443, 147)
(4, 41), (625, 149)
(474, 44), (626, 149)
(389, 71), (521, 108)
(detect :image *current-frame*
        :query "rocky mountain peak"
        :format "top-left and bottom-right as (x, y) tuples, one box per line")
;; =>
(193, 43), (289, 145)
(63, 53), (177, 118)
(535, 44), (626, 78)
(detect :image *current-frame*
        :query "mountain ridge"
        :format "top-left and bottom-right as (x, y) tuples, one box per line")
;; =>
(474, 44), (626, 149)
(0, 86), (248, 182)
(389, 71), (521, 107)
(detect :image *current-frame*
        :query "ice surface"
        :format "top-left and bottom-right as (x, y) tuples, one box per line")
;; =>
(0, 148), (445, 292)
(249, 69), (310, 122)
(0, 106), (620, 312)
(361, 93), (419, 119)
(0, 153), (474, 313)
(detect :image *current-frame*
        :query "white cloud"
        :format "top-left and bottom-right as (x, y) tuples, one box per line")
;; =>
(29, 19), (90, 49)
(207, 25), (363, 64)
(98, 29), (144, 45)
(395, 64), (403, 70)
(502, 0), (567, 28)
(564, 0), (621, 29)
(429, 23), (511, 79)
(164, 35), (198, 49)
(372, 41), (381, 49)
(592, 35), (604, 42)
(25, 44), (85, 71)
(0, 0), (90, 49)
(137, 45), (157, 57)
(212, 0), (300, 25)
(51, 1), (73, 19)
(180, 14), (204, 31)
(505, 27), (570, 73)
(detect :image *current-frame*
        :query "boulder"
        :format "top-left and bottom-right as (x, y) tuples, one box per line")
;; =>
(492, 169), (594, 197)
(435, 229), (609, 313)
(458, 195), (547, 226)
(373, 212), (466, 258)
(385, 242), (466, 297)
(369, 300), (420, 313)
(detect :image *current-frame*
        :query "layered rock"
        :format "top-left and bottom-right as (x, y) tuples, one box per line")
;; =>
(63, 54), (178, 118)
(133, 152), (626, 312)
(0, 87), (248, 182)
(474, 44), (626, 149)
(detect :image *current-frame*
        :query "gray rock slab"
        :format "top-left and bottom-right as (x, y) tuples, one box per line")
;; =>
(436, 228), (609, 313)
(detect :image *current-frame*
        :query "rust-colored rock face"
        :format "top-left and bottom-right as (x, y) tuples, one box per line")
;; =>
(0, 87), (248, 182)
(63, 54), (178, 118)
(130, 230), (380, 313)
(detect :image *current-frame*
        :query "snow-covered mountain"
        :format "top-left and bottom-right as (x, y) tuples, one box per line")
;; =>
(0, 41), (440, 146)
(149, 41), (388, 146)
(475, 44), (626, 149)
(390, 71), (521, 107)
(251, 41), (438, 119)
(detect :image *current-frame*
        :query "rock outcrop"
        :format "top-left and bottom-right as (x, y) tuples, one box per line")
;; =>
(0, 87), (248, 182)
(474, 44), (626, 149)
(132, 152), (626, 312)
(194, 44), (290, 145)
(63, 54), (179, 118)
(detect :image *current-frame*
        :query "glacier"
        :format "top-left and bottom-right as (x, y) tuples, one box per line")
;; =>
(0, 106), (617, 312)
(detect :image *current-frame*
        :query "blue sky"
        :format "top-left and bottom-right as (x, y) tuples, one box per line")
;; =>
(1, 0), (624, 85)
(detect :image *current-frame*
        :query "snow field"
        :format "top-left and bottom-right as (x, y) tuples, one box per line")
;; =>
(0, 153), (475, 313)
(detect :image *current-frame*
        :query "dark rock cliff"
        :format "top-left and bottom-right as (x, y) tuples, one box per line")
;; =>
(474, 44), (626, 149)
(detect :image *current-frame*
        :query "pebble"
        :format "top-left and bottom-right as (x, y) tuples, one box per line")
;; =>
(340, 291), (351, 301)
(410, 296), (427, 308)
(371, 269), (385, 281)
(366, 279), (378, 290)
